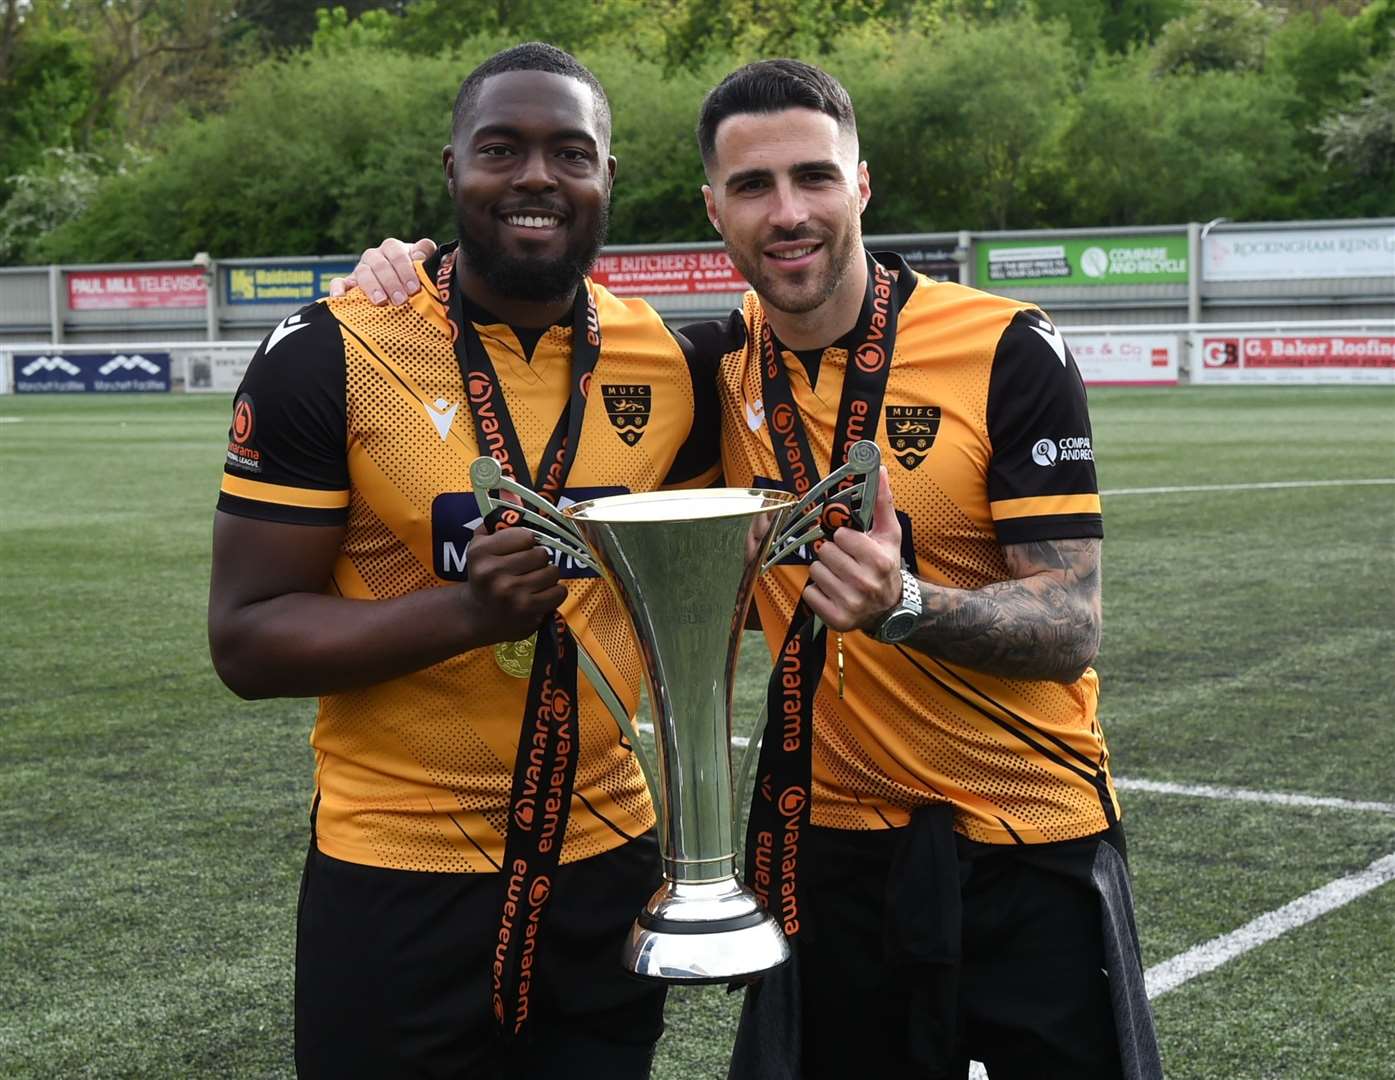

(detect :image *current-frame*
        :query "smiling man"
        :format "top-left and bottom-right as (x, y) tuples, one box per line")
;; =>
(688, 60), (1159, 1080)
(208, 43), (717, 1078)
(344, 56), (1161, 1080)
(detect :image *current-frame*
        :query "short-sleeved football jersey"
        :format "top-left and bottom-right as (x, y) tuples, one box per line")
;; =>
(687, 251), (1118, 845)
(218, 249), (719, 872)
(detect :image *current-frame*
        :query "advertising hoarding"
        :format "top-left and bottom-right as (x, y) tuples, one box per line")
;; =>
(588, 250), (748, 295)
(184, 347), (256, 393)
(1066, 332), (1179, 385)
(226, 263), (357, 305)
(1192, 333), (1395, 384)
(12, 352), (172, 392)
(1203, 226), (1395, 282)
(67, 270), (206, 310)
(978, 235), (1188, 287)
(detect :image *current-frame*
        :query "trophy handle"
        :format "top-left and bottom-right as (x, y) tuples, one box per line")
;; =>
(736, 441), (882, 854)
(469, 456), (598, 571)
(576, 645), (666, 840)
(761, 440), (881, 572)
(469, 456), (665, 838)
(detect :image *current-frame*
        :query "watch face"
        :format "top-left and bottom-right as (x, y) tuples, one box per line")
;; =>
(878, 610), (918, 644)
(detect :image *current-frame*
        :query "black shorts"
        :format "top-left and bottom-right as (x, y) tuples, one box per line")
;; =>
(736, 821), (1132, 1080)
(295, 833), (667, 1079)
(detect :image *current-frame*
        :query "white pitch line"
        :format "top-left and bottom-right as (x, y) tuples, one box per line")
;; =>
(633, 731), (1395, 815)
(1102, 478), (1395, 497)
(1145, 851), (1395, 998)
(630, 723), (1395, 1068)
(0, 416), (24, 423)
(1114, 776), (1395, 815)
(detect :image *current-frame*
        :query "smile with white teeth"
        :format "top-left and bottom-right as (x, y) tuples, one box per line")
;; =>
(504, 214), (562, 229)
(770, 245), (818, 260)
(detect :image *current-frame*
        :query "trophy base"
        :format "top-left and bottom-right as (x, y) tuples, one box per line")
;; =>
(621, 878), (790, 984)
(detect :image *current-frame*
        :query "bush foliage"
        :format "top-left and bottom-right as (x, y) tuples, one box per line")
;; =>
(1, 0), (1391, 264)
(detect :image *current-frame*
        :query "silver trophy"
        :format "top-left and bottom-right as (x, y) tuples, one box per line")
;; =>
(470, 440), (881, 983)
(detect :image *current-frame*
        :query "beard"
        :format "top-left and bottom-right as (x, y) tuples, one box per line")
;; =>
(726, 220), (860, 316)
(457, 202), (610, 304)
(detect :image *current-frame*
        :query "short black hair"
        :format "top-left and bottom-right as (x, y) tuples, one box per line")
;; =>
(452, 42), (612, 149)
(697, 59), (856, 166)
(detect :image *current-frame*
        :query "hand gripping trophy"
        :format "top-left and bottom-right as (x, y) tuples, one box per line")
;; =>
(470, 440), (883, 983)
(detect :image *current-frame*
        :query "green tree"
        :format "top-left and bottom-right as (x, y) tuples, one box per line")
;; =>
(1151, 0), (1280, 74)
(1317, 50), (1395, 211)
(842, 17), (1077, 231)
(39, 39), (477, 262)
(1055, 53), (1303, 224)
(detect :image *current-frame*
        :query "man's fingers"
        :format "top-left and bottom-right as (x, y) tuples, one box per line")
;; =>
(328, 275), (355, 297)
(512, 563), (563, 594)
(379, 238), (423, 299)
(471, 526), (542, 557)
(801, 581), (856, 633)
(409, 238), (438, 261)
(868, 467), (900, 542)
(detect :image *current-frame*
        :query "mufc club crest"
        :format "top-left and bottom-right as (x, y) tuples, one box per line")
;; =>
(885, 405), (941, 470)
(602, 384), (651, 446)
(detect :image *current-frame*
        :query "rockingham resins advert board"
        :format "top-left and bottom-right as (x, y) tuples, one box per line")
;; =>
(1203, 225), (1395, 282)
(978, 235), (1188, 287)
(1191, 333), (1395, 384)
(1066, 332), (1180, 385)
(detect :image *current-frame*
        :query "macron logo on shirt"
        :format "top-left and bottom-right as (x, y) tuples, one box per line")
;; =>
(425, 398), (459, 441)
(1029, 318), (1067, 367)
(266, 313), (310, 354)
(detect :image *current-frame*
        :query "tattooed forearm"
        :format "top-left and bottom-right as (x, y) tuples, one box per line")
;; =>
(902, 538), (1102, 683)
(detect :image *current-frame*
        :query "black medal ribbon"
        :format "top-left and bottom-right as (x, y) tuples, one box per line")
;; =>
(441, 246), (599, 1036)
(744, 252), (902, 941)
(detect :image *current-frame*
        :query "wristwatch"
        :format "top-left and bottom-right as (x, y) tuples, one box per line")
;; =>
(870, 564), (923, 644)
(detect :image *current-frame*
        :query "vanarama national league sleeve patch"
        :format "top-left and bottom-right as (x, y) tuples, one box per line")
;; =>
(985, 309), (1103, 545)
(216, 301), (351, 526)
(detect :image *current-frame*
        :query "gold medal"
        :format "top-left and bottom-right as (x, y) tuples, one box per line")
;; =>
(494, 633), (537, 678)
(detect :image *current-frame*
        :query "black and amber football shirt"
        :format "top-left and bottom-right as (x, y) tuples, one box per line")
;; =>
(218, 249), (719, 872)
(688, 251), (1118, 845)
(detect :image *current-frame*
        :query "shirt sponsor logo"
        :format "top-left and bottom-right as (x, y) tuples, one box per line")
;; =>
(885, 405), (941, 471)
(601, 384), (651, 446)
(431, 486), (626, 580)
(226, 392), (262, 473)
(1033, 436), (1093, 466)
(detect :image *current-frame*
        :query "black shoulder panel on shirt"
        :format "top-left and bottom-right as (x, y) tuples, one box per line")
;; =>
(661, 319), (731, 486)
(219, 301), (349, 500)
(986, 309), (1102, 540)
(672, 310), (748, 379)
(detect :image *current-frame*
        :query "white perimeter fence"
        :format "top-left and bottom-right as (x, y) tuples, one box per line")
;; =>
(1, 319), (1392, 396)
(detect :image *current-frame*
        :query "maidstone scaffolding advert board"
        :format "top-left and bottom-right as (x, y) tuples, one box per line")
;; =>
(225, 263), (357, 304)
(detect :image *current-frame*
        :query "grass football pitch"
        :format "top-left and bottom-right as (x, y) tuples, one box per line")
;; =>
(1, 387), (1392, 1079)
